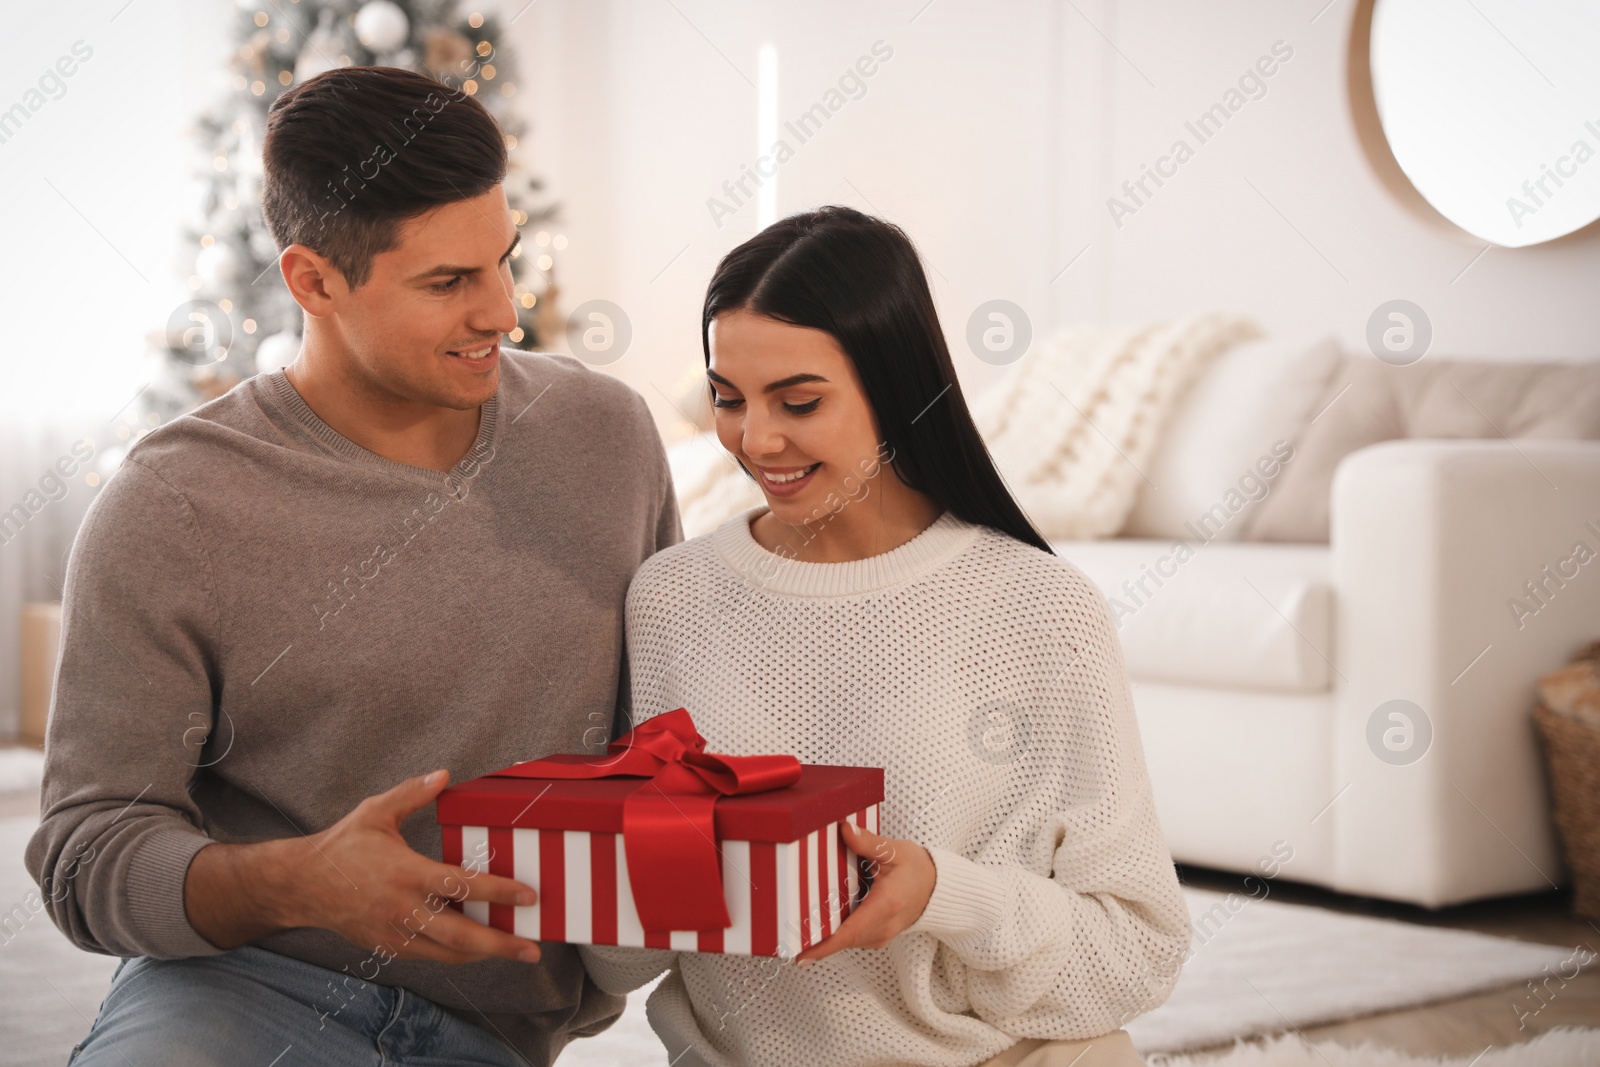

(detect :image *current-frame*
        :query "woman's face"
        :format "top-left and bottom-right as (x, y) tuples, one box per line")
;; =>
(706, 308), (893, 527)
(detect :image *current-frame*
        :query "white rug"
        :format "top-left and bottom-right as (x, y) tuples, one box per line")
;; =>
(1150, 1028), (1600, 1066)
(0, 813), (1588, 1066)
(1126, 888), (1590, 1054)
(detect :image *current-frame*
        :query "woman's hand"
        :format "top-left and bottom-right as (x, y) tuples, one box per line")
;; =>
(794, 821), (935, 966)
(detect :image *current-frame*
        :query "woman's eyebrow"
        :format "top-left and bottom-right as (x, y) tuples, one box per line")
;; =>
(706, 370), (829, 393)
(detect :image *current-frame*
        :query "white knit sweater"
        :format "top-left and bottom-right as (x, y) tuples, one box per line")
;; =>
(580, 507), (1189, 1067)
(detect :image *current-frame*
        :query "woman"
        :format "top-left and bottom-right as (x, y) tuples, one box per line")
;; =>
(581, 206), (1187, 1067)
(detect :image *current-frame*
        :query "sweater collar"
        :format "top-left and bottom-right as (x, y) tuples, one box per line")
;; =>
(713, 506), (983, 598)
(263, 370), (500, 487)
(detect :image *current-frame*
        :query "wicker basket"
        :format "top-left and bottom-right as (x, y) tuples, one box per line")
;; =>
(1534, 702), (1600, 919)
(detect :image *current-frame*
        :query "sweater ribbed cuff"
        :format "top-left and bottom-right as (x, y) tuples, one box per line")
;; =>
(124, 827), (226, 958)
(903, 846), (1007, 944)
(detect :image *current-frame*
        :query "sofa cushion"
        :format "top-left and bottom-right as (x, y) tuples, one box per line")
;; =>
(1122, 334), (1343, 541)
(1243, 356), (1600, 543)
(1057, 538), (1333, 692)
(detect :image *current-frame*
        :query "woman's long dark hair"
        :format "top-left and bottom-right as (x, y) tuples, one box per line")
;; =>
(702, 205), (1052, 555)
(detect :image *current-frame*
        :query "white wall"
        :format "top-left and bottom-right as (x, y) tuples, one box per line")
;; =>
(502, 0), (1600, 441)
(0, 0), (234, 737)
(0, 1), (235, 420)
(1088, 0), (1600, 356)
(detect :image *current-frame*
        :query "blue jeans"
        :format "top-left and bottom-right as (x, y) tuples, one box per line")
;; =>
(69, 946), (530, 1066)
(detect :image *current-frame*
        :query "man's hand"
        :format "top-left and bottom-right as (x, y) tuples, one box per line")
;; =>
(185, 769), (544, 965)
(793, 821), (935, 967)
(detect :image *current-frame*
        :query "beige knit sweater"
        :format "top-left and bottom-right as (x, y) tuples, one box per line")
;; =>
(581, 507), (1189, 1066)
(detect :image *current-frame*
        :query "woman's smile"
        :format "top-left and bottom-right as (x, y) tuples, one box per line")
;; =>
(750, 461), (821, 496)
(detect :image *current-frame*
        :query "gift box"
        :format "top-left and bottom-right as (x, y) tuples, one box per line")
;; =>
(437, 709), (884, 957)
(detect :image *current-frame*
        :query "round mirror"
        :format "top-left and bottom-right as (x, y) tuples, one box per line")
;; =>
(1369, 0), (1600, 247)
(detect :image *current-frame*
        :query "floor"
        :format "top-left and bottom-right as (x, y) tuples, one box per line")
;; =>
(1177, 863), (1600, 1059)
(6, 744), (1596, 1063)
(0, 788), (39, 820)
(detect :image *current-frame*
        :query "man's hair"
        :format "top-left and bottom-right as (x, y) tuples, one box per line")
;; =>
(261, 66), (507, 290)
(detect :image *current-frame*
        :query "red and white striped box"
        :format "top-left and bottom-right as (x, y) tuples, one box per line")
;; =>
(438, 765), (883, 958)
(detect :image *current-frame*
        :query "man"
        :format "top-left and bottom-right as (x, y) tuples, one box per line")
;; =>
(26, 65), (679, 1065)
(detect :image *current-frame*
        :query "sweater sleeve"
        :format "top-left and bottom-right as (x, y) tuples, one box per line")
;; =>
(24, 458), (224, 959)
(901, 568), (1191, 1039)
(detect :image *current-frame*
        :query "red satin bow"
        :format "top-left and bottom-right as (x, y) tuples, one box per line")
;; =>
(488, 708), (801, 933)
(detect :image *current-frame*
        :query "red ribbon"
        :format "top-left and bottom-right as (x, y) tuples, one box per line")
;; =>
(487, 708), (801, 933)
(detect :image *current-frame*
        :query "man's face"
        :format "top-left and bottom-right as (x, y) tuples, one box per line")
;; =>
(322, 184), (521, 411)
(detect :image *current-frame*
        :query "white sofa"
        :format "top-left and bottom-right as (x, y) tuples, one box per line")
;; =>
(666, 332), (1600, 909)
(1059, 437), (1600, 909)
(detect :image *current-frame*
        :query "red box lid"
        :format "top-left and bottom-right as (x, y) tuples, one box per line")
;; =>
(437, 763), (884, 844)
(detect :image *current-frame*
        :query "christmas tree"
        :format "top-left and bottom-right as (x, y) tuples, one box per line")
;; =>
(141, 0), (559, 423)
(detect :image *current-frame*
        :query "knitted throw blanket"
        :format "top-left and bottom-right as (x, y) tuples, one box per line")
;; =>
(972, 313), (1258, 540)
(666, 313), (1257, 540)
